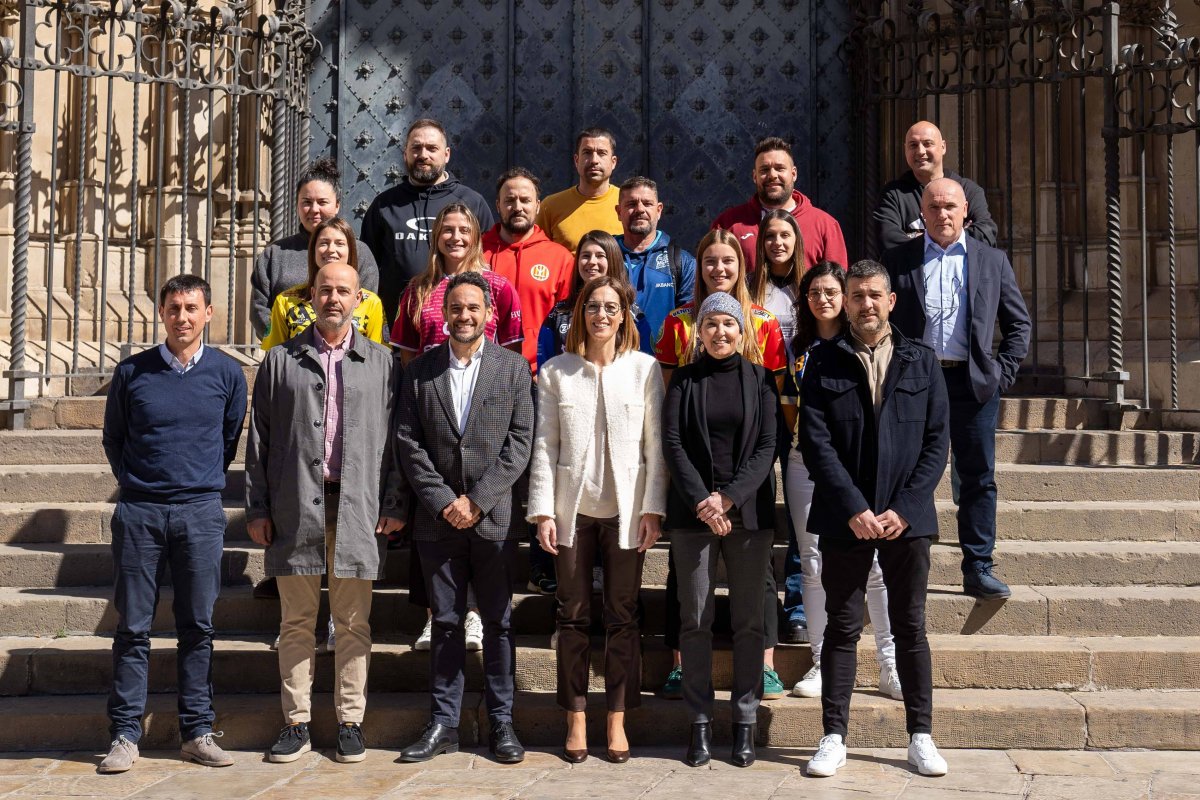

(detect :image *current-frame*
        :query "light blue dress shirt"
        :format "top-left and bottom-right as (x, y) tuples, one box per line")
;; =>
(921, 231), (970, 361)
(158, 341), (205, 374)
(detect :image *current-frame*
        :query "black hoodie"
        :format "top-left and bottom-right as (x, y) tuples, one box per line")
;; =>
(360, 171), (494, 324)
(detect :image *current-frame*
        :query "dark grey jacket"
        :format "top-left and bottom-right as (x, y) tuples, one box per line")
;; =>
(245, 329), (406, 579)
(874, 170), (998, 253)
(393, 341), (534, 542)
(250, 230), (380, 338)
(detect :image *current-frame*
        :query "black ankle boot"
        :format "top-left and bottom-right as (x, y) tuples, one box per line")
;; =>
(685, 722), (711, 767)
(731, 722), (755, 767)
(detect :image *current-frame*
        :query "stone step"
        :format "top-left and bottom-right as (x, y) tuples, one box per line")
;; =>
(3, 584), (1199, 638)
(4, 500), (1197, 546)
(2, 633), (1196, 697)
(5, 540), (1199, 590)
(24, 395), (1115, 433)
(3, 463), (1197, 506)
(0, 687), (1195, 751)
(6, 427), (1196, 467)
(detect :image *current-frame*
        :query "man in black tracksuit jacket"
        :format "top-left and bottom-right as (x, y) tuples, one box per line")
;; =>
(360, 119), (494, 325)
(798, 260), (951, 778)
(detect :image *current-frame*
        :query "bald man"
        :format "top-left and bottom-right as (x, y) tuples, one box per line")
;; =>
(246, 261), (408, 765)
(874, 121), (997, 253)
(882, 179), (1030, 601)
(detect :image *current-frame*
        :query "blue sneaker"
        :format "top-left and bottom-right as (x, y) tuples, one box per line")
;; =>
(659, 665), (683, 699)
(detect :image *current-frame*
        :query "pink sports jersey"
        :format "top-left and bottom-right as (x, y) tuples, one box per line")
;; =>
(392, 269), (523, 353)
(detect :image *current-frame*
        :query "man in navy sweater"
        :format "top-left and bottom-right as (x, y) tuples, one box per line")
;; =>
(100, 275), (247, 774)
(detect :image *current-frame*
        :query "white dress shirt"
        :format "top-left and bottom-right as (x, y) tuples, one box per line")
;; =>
(447, 339), (484, 434)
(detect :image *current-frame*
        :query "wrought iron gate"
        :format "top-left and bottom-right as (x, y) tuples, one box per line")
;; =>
(307, 0), (858, 252)
(853, 0), (1200, 412)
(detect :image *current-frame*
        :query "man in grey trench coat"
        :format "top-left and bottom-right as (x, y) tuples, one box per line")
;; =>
(245, 262), (407, 765)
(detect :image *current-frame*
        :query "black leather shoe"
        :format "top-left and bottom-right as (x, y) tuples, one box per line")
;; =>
(963, 565), (1012, 600)
(784, 618), (810, 644)
(731, 723), (756, 767)
(489, 721), (525, 764)
(685, 722), (711, 767)
(398, 722), (458, 762)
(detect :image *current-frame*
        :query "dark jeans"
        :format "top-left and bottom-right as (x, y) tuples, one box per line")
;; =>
(417, 535), (516, 726)
(943, 366), (1001, 573)
(778, 441), (804, 620)
(664, 545), (780, 651)
(820, 536), (933, 739)
(672, 520), (774, 724)
(554, 515), (644, 712)
(108, 496), (225, 743)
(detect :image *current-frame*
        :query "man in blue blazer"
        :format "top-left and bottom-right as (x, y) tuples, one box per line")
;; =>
(883, 178), (1031, 600)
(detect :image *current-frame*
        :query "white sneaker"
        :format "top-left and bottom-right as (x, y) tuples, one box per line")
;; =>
(414, 617), (433, 651)
(321, 617), (336, 653)
(791, 662), (822, 698)
(907, 733), (948, 776)
(880, 661), (903, 700)
(806, 733), (846, 777)
(464, 610), (483, 651)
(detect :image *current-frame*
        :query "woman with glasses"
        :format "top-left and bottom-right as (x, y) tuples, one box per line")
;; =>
(662, 291), (780, 768)
(528, 276), (668, 764)
(782, 261), (902, 702)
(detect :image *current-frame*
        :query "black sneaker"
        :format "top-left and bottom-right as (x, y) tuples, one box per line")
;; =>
(268, 723), (311, 763)
(963, 565), (1012, 600)
(336, 723), (366, 763)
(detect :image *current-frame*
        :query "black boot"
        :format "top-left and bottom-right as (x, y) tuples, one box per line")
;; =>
(685, 722), (711, 767)
(731, 722), (756, 767)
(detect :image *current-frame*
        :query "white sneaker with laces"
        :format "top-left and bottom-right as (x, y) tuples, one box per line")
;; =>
(880, 661), (903, 700)
(806, 733), (846, 777)
(323, 617), (336, 653)
(414, 617), (433, 651)
(907, 733), (948, 776)
(464, 610), (484, 651)
(791, 662), (822, 698)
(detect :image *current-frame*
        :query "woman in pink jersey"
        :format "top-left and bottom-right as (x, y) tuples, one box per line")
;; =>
(393, 204), (523, 366)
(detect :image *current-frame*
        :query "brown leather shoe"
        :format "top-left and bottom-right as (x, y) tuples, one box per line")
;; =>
(606, 748), (630, 763)
(562, 747), (588, 763)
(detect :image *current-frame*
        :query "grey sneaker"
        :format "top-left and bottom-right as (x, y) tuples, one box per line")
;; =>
(98, 736), (138, 774)
(181, 731), (235, 767)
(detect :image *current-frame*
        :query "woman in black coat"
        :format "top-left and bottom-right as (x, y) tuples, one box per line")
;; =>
(661, 290), (781, 769)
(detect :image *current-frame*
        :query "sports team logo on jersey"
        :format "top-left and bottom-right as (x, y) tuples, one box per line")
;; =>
(530, 263), (550, 282)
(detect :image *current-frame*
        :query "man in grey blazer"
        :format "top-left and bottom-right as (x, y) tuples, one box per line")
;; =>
(884, 178), (1030, 601)
(393, 271), (535, 764)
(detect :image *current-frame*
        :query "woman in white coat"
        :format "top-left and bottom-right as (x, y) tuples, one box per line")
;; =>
(528, 275), (668, 765)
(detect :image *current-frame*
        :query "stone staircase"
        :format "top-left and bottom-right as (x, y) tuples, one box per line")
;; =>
(0, 395), (1198, 753)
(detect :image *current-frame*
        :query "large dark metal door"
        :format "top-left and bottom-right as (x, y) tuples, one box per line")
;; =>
(308, 0), (855, 251)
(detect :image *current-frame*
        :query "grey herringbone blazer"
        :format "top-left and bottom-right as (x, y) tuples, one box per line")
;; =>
(393, 341), (534, 542)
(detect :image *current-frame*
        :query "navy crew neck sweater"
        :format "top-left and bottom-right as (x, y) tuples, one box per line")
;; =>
(102, 346), (247, 503)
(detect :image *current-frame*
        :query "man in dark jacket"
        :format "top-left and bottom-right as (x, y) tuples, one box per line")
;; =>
(393, 271), (535, 765)
(884, 178), (1031, 600)
(360, 118), (495, 324)
(799, 260), (950, 779)
(874, 121), (997, 252)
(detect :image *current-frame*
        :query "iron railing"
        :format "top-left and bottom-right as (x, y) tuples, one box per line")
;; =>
(1, 0), (316, 428)
(853, 0), (1200, 411)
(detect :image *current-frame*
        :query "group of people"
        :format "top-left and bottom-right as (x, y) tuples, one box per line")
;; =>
(98, 118), (1030, 778)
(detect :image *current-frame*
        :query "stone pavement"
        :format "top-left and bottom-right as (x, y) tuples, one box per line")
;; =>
(0, 747), (1194, 799)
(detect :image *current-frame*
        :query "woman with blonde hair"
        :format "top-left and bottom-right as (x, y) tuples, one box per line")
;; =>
(260, 217), (387, 350)
(392, 203), (523, 367)
(528, 275), (667, 763)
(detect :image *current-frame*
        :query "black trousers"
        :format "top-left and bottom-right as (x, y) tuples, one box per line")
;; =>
(820, 535), (932, 739)
(664, 545), (780, 651)
(417, 535), (516, 726)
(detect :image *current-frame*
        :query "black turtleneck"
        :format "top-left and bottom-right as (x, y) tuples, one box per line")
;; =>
(703, 351), (744, 487)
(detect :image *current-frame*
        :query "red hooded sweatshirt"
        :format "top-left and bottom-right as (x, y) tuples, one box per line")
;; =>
(482, 224), (574, 370)
(711, 190), (849, 273)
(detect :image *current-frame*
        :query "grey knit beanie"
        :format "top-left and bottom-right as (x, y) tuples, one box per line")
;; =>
(697, 291), (745, 331)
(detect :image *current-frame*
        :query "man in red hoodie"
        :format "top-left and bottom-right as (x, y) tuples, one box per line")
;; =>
(712, 137), (849, 272)
(483, 168), (575, 372)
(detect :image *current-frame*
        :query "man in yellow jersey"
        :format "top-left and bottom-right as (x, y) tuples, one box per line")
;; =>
(535, 127), (622, 253)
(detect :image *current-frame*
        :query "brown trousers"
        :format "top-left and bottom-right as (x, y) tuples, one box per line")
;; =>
(554, 515), (645, 712)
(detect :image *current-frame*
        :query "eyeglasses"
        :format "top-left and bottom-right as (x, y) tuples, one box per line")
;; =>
(584, 302), (623, 317)
(807, 289), (842, 301)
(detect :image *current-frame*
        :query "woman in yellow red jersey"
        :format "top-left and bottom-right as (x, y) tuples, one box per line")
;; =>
(260, 217), (386, 350)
